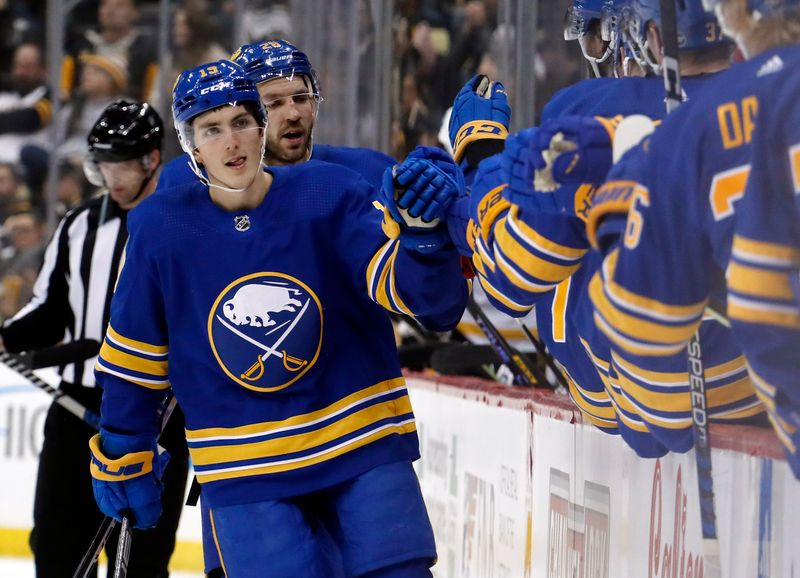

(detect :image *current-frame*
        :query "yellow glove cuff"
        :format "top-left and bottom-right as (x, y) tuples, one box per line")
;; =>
(89, 433), (155, 482)
(452, 121), (509, 164)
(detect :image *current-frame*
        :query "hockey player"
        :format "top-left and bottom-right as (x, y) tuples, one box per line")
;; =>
(158, 39), (394, 191)
(89, 60), (468, 578)
(712, 0), (800, 477)
(161, 41), (429, 577)
(0, 100), (189, 577)
(447, 0), (750, 456)
(541, 0), (800, 454)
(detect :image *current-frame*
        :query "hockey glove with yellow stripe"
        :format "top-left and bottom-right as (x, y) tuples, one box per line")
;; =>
(381, 146), (465, 254)
(449, 75), (511, 168)
(89, 429), (169, 529)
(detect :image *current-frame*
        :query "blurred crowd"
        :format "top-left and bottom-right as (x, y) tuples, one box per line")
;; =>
(0, 0), (583, 322)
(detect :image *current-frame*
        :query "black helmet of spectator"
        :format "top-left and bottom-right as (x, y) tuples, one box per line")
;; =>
(84, 99), (163, 187)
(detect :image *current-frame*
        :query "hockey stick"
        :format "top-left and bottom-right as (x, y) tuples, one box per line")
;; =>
(466, 296), (541, 387)
(0, 340), (102, 428)
(659, 0), (721, 574)
(72, 516), (115, 578)
(516, 320), (569, 393)
(72, 395), (178, 578)
(113, 516), (133, 578)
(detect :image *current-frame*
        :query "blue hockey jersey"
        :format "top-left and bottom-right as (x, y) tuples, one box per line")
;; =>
(726, 49), (800, 476)
(460, 74), (721, 454)
(95, 160), (468, 507)
(584, 50), (800, 453)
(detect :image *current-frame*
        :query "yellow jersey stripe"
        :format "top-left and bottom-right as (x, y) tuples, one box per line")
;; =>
(728, 261), (796, 300)
(100, 342), (168, 377)
(495, 248), (558, 293)
(106, 325), (168, 356)
(196, 420), (417, 483)
(94, 360), (171, 390)
(590, 273), (699, 347)
(388, 251), (414, 317)
(552, 278), (571, 343)
(728, 294), (800, 328)
(191, 395), (414, 466)
(601, 250), (707, 323)
(592, 312), (687, 357)
(495, 219), (581, 283)
(187, 377), (406, 439)
(475, 185), (510, 243)
(507, 206), (588, 262)
(732, 234), (800, 268)
(612, 351), (747, 386)
(366, 239), (395, 303)
(373, 244), (402, 315)
(477, 276), (532, 313)
(615, 370), (757, 415)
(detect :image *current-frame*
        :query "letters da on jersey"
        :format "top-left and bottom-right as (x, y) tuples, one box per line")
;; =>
(208, 272), (323, 392)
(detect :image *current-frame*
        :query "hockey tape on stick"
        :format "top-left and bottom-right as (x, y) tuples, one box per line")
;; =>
(466, 296), (540, 387)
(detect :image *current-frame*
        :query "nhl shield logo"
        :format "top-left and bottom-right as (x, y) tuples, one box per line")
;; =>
(208, 272), (323, 392)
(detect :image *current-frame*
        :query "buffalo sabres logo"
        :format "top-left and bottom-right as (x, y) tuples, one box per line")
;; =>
(208, 272), (323, 392)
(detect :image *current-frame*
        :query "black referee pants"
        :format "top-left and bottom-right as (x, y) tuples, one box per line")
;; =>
(29, 382), (190, 578)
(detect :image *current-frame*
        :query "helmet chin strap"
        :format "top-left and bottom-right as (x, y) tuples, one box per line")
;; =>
(128, 157), (162, 206)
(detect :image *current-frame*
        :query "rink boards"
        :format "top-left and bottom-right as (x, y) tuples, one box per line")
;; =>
(409, 374), (799, 578)
(1, 367), (798, 576)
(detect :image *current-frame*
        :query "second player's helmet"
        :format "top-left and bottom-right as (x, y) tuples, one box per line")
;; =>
(172, 59), (266, 154)
(625, 0), (731, 72)
(231, 40), (321, 96)
(84, 99), (164, 186)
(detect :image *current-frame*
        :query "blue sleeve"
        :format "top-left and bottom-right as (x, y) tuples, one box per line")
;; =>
(95, 208), (170, 437)
(341, 178), (469, 331)
(727, 97), (800, 470)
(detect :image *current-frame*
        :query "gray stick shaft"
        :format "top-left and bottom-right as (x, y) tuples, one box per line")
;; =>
(113, 516), (133, 578)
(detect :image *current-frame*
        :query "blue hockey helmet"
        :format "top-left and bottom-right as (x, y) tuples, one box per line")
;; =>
(172, 59), (266, 152)
(231, 40), (320, 96)
(630, 0), (730, 49)
(624, 0), (731, 72)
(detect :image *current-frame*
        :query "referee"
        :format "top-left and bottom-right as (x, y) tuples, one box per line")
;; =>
(1, 100), (188, 578)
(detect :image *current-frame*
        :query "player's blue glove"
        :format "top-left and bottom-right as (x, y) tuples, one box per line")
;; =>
(499, 127), (559, 214)
(89, 429), (169, 529)
(381, 146), (465, 254)
(449, 75), (511, 166)
(531, 115), (617, 190)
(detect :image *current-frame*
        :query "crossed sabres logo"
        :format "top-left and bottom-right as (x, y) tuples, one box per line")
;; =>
(208, 272), (323, 392)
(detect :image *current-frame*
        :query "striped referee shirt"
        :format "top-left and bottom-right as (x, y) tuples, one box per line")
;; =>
(1, 194), (128, 387)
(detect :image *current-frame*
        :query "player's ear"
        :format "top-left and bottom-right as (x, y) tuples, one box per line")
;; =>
(191, 147), (204, 166)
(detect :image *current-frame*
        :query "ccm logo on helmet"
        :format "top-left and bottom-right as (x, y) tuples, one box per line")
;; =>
(200, 81), (233, 95)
